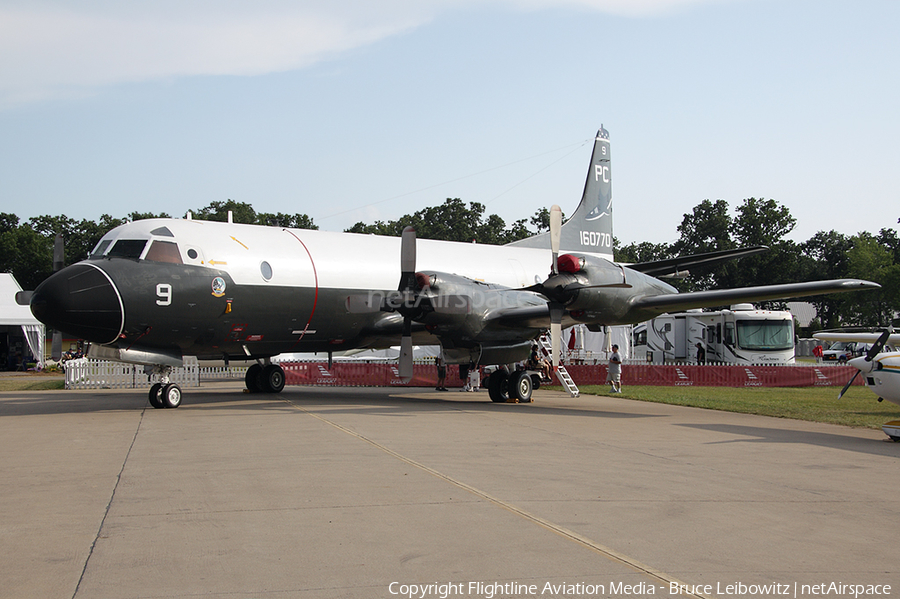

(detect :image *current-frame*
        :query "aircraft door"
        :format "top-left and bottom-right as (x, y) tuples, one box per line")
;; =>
(673, 317), (687, 360)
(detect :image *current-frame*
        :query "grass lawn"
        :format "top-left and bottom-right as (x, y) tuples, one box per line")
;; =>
(0, 375), (65, 392)
(573, 384), (900, 430)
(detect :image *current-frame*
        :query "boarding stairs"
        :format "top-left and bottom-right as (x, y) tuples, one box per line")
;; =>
(538, 333), (579, 397)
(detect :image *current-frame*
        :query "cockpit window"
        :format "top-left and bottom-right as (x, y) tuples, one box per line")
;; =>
(107, 239), (147, 259)
(90, 239), (112, 258)
(145, 240), (183, 264)
(150, 226), (175, 237)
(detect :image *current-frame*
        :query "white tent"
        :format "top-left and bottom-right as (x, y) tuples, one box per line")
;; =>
(0, 274), (45, 368)
(565, 324), (632, 362)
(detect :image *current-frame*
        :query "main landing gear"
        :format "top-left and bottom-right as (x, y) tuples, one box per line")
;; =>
(245, 362), (286, 394)
(487, 369), (540, 403)
(147, 365), (182, 409)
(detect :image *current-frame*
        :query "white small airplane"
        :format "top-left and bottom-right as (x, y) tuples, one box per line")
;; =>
(813, 330), (900, 441)
(23, 126), (878, 409)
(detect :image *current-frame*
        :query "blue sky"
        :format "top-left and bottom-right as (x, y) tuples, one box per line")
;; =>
(1, 0), (898, 246)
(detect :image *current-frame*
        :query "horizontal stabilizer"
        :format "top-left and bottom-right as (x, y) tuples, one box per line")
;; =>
(628, 246), (769, 277)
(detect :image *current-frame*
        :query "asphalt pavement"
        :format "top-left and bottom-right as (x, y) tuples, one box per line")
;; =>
(1, 382), (897, 599)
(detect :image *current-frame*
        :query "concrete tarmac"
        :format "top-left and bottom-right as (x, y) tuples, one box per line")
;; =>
(1, 383), (897, 599)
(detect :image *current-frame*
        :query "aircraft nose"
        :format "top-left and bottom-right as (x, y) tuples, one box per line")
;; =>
(30, 264), (123, 344)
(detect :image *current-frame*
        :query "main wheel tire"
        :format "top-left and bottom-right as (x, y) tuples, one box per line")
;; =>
(488, 371), (509, 402)
(160, 383), (182, 409)
(245, 364), (263, 393)
(262, 364), (285, 393)
(509, 371), (533, 403)
(148, 383), (164, 409)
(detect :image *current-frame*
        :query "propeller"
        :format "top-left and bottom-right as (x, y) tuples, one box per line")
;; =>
(838, 327), (892, 399)
(530, 205), (630, 374)
(550, 204), (562, 275)
(397, 226), (416, 383)
(548, 206), (564, 373)
(345, 227), (471, 384)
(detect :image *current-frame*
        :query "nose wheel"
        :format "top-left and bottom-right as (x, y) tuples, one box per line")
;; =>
(148, 381), (183, 409)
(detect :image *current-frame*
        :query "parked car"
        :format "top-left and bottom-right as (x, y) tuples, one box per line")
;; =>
(822, 341), (859, 363)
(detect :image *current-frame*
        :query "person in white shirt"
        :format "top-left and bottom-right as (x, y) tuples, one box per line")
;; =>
(606, 344), (622, 393)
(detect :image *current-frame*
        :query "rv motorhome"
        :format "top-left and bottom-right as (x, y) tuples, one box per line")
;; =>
(632, 304), (795, 364)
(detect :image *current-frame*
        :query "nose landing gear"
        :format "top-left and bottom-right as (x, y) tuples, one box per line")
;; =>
(147, 366), (183, 409)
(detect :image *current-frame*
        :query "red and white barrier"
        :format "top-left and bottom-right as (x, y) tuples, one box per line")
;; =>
(277, 362), (861, 389)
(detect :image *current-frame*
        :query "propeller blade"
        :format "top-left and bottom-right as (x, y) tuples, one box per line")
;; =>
(399, 318), (413, 382)
(550, 205), (562, 275)
(51, 331), (62, 362)
(572, 282), (633, 290)
(866, 328), (892, 361)
(549, 304), (564, 371)
(53, 234), (65, 272)
(838, 370), (860, 399)
(400, 226), (417, 292)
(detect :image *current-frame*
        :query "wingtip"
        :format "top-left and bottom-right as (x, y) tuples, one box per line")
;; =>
(846, 279), (881, 290)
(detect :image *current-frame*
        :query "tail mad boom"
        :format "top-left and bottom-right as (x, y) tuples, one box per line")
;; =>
(508, 126), (613, 260)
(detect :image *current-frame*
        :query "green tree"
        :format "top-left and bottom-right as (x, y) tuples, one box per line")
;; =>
(0, 224), (52, 289)
(257, 212), (319, 229)
(799, 230), (853, 329)
(721, 198), (801, 306)
(127, 211), (171, 222)
(343, 198), (534, 244)
(670, 199), (734, 291)
(615, 240), (673, 264)
(28, 214), (128, 264)
(843, 233), (900, 326)
(190, 200), (257, 224)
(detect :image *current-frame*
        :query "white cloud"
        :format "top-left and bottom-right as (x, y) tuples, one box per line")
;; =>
(0, 0), (727, 107)
(0, 1), (432, 107)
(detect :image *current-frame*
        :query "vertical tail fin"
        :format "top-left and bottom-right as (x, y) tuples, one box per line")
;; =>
(508, 126), (614, 260)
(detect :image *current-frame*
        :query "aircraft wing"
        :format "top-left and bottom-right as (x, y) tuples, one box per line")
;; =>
(627, 279), (879, 319)
(628, 246), (769, 277)
(485, 278), (879, 330)
(813, 331), (900, 345)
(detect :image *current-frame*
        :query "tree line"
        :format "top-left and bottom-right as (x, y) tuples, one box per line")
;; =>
(2, 196), (896, 331)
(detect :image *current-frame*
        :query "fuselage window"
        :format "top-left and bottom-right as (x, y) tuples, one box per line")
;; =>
(187, 249), (198, 260)
(107, 239), (147, 260)
(145, 240), (184, 265)
(260, 261), (273, 281)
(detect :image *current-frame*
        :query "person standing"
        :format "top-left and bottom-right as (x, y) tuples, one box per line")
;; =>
(435, 356), (447, 391)
(696, 342), (706, 364)
(606, 344), (622, 393)
(813, 344), (824, 363)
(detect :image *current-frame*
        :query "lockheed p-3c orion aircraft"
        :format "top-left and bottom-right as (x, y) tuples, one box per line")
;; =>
(27, 126), (878, 408)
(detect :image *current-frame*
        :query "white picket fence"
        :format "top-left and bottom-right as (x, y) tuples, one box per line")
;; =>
(64, 357), (200, 390)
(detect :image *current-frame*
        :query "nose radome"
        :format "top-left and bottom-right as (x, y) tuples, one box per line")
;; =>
(31, 264), (123, 345)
